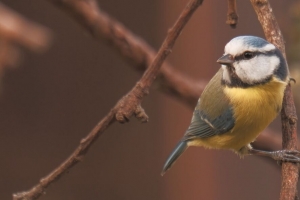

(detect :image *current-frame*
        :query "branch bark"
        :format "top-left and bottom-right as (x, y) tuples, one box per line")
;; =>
(226, 0), (238, 28)
(0, 3), (51, 52)
(250, 1), (299, 200)
(115, 0), (204, 123)
(12, 0), (203, 199)
(0, 3), (51, 79)
(47, 0), (205, 108)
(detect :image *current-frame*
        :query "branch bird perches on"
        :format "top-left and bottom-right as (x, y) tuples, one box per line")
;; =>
(250, 0), (298, 199)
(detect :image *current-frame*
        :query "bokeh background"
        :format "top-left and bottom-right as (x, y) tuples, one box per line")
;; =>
(0, 0), (299, 200)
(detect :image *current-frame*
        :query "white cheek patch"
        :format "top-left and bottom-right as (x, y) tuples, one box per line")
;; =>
(234, 55), (280, 84)
(221, 65), (231, 83)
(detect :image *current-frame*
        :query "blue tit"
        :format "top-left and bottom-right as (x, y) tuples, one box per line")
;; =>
(162, 35), (299, 175)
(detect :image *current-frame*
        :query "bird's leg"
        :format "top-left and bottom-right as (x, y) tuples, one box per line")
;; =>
(248, 148), (300, 163)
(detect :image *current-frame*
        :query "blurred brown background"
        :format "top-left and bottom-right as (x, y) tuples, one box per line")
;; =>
(0, 0), (299, 200)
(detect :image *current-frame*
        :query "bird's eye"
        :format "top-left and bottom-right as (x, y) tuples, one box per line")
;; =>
(243, 51), (254, 60)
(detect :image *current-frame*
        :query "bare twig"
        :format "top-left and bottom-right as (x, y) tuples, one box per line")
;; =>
(115, 0), (204, 123)
(251, 0), (299, 200)
(226, 0), (238, 28)
(0, 3), (51, 84)
(47, 0), (205, 108)
(0, 3), (51, 52)
(12, 0), (203, 199)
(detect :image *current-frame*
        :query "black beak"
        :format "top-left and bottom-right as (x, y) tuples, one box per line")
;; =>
(217, 54), (234, 65)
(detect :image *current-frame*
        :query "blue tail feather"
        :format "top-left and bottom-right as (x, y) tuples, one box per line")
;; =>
(161, 141), (188, 176)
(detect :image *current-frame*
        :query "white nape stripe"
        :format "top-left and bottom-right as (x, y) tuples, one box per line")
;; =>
(261, 44), (276, 52)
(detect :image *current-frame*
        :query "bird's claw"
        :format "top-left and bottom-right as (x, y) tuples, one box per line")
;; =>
(271, 150), (300, 163)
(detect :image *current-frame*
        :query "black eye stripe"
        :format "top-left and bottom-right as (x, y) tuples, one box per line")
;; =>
(234, 52), (257, 61)
(234, 50), (275, 62)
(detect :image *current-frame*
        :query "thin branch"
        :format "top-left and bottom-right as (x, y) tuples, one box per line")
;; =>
(13, 111), (116, 200)
(12, 0), (203, 199)
(115, 0), (204, 123)
(251, 1), (299, 200)
(0, 3), (51, 52)
(0, 3), (51, 82)
(226, 0), (238, 28)
(47, 0), (205, 108)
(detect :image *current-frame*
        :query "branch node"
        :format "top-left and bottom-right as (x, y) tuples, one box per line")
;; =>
(289, 117), (298, 125)
(164, 48), (172, 55)
(39, 178), (46, 185)
(134, 105), (149, 123)
(115, 110), (130, 123)
(115, 94), (133, 123)
(80, 138), (87, 144)
(74, 155), (84, 162)
(226, 13), (238, 28)
(115, 94), (149, 123)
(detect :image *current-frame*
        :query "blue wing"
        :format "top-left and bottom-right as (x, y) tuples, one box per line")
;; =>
(184, 107), (235, 140)
(184, 69), (235, 140)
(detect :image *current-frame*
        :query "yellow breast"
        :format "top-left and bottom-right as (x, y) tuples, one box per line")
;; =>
(191, 77), (287, 152)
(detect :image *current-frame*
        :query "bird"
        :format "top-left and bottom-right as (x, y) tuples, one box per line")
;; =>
(161, 35), (300, 175)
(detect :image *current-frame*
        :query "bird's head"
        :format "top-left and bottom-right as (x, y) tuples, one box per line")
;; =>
(217, 36), (288, 87)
